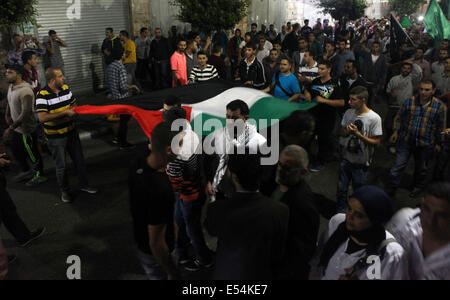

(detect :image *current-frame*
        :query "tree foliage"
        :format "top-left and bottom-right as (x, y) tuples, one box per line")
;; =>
(171, 0), (251, 33)
(389, 0), (427, 16)
(0, 0), (39, 31)
(318, 0), (368, 21)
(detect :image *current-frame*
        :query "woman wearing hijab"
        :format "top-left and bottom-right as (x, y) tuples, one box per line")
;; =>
(319, 186), (404, 280)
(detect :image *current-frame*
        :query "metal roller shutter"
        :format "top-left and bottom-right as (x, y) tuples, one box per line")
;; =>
(35, 0), (130, 94)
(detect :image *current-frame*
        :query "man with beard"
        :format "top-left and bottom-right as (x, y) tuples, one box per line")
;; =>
(185, 39), (198, 81)
(414, 47), (431, 80)
(271, 145), (319, 280)
(388, 80), (447, 198)
(205, 100), (266, 200)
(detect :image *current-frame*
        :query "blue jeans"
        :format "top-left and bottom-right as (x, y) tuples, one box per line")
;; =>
(388, 140), (435, 192)
(337, 159), (368, 213)
(174, 193), (211, 264)
(136, 249), (167, 280)
(47, 130), (88, 192)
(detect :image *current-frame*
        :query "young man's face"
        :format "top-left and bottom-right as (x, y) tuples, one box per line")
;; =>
(299, 39), (307, 50)
(303, 52), (312, 64)
(50, 33), (57, 41)
(251, 25), (257, 33)
(141, 30), (149, 38)
(28, 54), (38, 68)
(308, 33), (315, 43)
(155, 29), (162, 38)
(420, 195), (450, 242)
(5, 69), (19, 84)
(348, 94), (364, 110)
(244, 35), (252, 43)
(440, 50), (448, 61)
(194, 35), (201, 45)
(318, 64), (330, 78)
(245, 47), (255, 59)
(273, 43), (282, 52)
(177, 41), (187, 52)
(279, 59), (290, 73)
(338, 41), (346, 52)
(325, 43), (334, 53)
(371, 43), (381, 54)
(269, 50), (279, 62)
(415, 49), (424, 60)
(119, 34), (126, 42)
(259, 38), (266, 48)
(197, 54), (208, 67)
(344, 62), (355, 76)
(401, 64), (412, 77)
(419, 82), (435, 100)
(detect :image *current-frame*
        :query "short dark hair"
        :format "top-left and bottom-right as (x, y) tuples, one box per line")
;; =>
(345, 59), (357, 69)
(422, 79), (436, 89)
(48, 30), (56, 36)
(298, 37), (307, 43)
(402, 61), (413, 68)
(283, 110), (315, 136)
(270, 48), (278, 54)
(304, 19), (309, 23)
(151, 122), (179, 155)
(251, 23), (258, 27)
(325, 40), (335, 48)
(349, 86), (369, 101)
(245, 42), (257, 51)
(120, 30), (129, 38)
(197, 51), (208, 58)
(372, 41), (381, 46)
(319, 60), (333, 69)
(106, 27), (113, 33)
(227, 152), (261, 191)
(281, 57), (292, 65)
(213, 43), (222, 54)
(426, 182), (450, 203)
(226, 100), (250, 117)
(187, 39), (196, 47)
(140, 27), (148, 34)
(245, 32), (252, 38)
(164, 95), (181, 107)
(111, 47), (124, 60)
(22, 51), (35, 66)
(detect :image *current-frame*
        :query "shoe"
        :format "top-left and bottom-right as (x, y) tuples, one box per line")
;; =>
(19, 227), (46, 247)
(410, 188), (424, 198)
(184, 259), (214, 272)
(25, 175), (48, 187)
(112, 137), (119, 145)
(119, 143), (136, 150)
(80, 187), (98, 194)
(309, 162), (324, 173)
(61, 191), (73, 203)
(13, 171), (34, 183)
(7, 255), (17, 264)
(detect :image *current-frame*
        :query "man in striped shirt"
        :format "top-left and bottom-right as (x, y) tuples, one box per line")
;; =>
(36, 68), (98, 203)
(188, 51), (219, 84)
(388, 80), (447, 199)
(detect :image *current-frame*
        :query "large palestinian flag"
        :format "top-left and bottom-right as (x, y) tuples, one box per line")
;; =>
(74, 80), (317, 138)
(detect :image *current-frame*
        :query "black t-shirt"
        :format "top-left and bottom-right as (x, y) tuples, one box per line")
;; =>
(309, 77), (342, 121)
(128, 157), (175, 255)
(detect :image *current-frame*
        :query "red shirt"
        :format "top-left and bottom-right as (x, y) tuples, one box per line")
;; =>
(170, 51), (188, 87)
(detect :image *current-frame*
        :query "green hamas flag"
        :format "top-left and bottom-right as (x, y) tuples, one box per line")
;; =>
(424, 0), (450, 44)
(400, 17), (413, 28)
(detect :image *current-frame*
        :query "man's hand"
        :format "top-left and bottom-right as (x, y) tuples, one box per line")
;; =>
(389, 132), (399, 144)
(0, 154), (11, 168)
(316, 96), (327, 103)
(65, 109), (77, 118)
(206, 181), (214, 196)
(130, 85), (140, 93)
(347, 124), (361, 136)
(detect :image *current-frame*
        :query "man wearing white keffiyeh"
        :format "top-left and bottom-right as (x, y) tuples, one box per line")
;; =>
(205, 100), (267, 202)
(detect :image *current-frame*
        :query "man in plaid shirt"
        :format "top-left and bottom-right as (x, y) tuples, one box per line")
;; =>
(387, 80), (447, 198)
(106, 48), (139, 150)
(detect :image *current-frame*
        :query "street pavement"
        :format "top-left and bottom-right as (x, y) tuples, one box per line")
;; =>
(1, 96), (420, 280)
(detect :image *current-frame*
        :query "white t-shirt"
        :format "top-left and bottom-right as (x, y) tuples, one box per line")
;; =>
(340, 109), (382, 166)
(372, 54), (380, 64)
(321, 214), (404, 280)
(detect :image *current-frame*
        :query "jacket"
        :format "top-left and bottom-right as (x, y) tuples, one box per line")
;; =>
(237, 58), (268, 90)
(354, 43), (387, 87)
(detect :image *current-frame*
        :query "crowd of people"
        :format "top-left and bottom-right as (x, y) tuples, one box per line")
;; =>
(0, 15), (449, 280)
